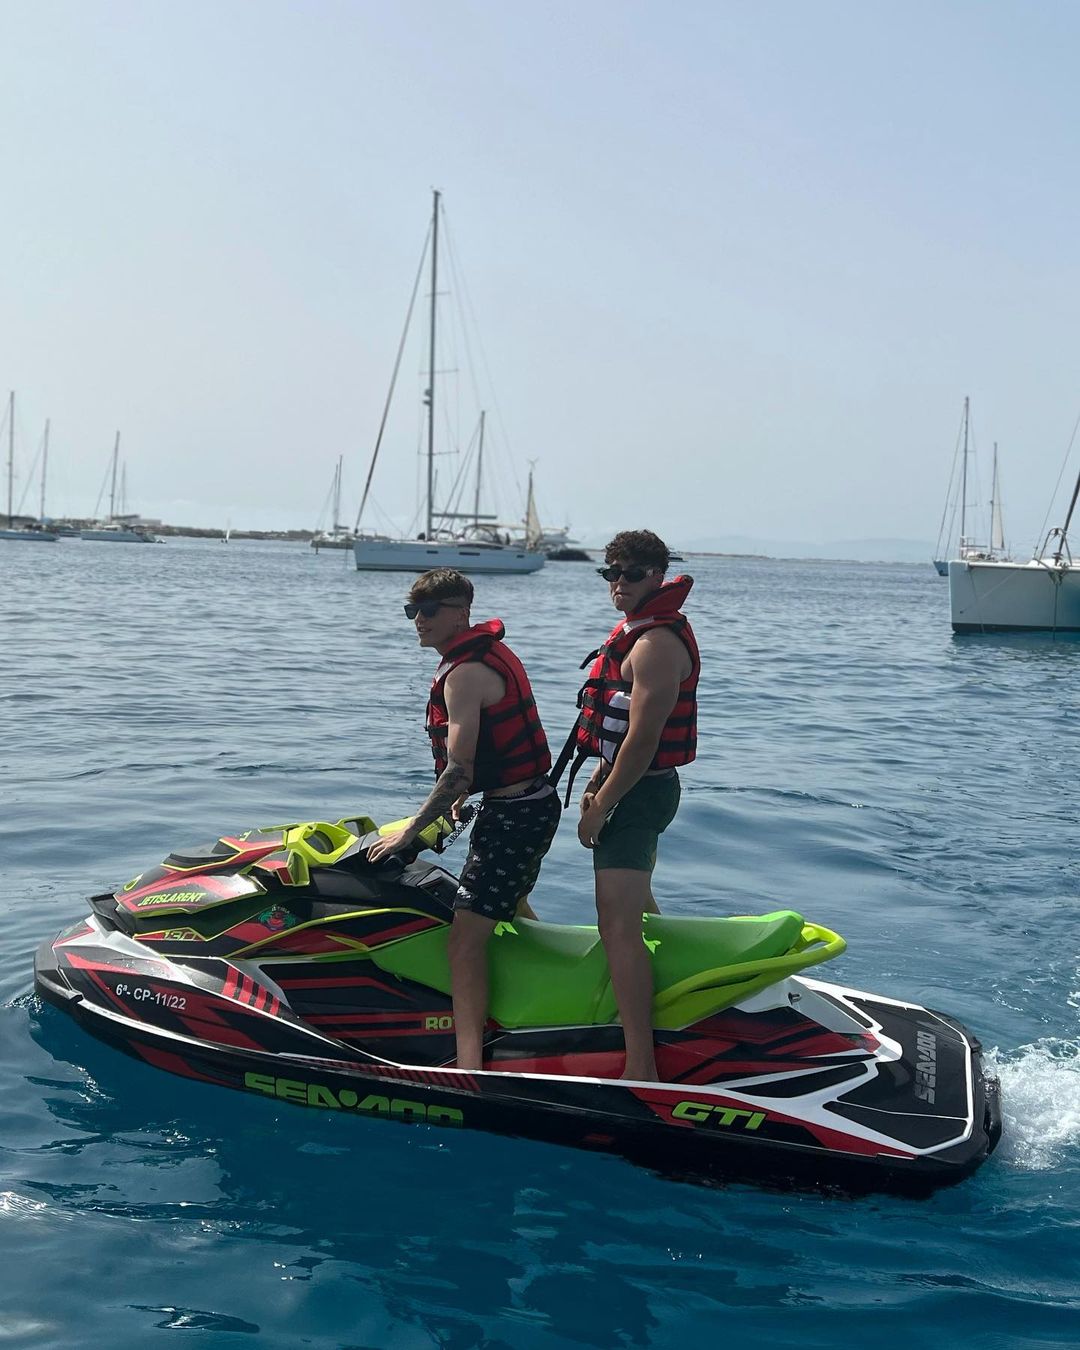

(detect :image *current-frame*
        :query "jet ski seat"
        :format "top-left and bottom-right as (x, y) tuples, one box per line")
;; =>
(371, 911), (845, 1030)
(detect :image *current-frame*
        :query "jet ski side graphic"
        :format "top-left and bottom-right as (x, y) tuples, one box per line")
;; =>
(34, 814), (1001, 1194)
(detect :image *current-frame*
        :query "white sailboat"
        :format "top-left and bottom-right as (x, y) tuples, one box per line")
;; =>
(81, 433), (159, 542)
(0, 393), (59, 542)
(949, 460), (1080, 634)
(932, 398), (1008, 575)
(352, 191), (544, 576)
(509, 466), (590, 559)
(311, 455), (355, 551)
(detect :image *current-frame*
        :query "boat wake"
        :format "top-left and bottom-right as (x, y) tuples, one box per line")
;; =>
(988, 1037), (1080, 1170)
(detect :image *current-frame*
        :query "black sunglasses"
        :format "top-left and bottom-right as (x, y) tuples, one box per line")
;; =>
(597, 564), (653, 583)
(404, 599), (464, 620)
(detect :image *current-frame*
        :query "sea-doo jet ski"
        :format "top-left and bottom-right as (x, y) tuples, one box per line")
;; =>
(34, 814), (1001, 1193)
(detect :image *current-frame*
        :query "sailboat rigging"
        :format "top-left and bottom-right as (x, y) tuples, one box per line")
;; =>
(352, 191), (544, 575)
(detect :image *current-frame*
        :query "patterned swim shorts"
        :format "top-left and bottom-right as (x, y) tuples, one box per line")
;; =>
(454, 783), (561, 923)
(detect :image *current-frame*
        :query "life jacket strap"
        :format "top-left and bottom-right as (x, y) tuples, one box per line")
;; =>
(548, 723), (595, 808)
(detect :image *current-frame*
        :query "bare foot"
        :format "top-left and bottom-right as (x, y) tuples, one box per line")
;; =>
(620, 1063), (659, 1082)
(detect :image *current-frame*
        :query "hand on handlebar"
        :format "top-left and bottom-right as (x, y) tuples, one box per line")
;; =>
(367, 825), (416, 864)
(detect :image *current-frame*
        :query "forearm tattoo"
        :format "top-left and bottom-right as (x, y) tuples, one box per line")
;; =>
(408, 758), (472, 836)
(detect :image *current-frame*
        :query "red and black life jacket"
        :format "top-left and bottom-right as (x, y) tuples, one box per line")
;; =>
(550, 575), (700, 803)
(426, 619), (551, 791)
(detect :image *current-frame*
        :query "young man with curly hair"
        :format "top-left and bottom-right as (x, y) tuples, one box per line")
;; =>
(572, 530), (700, 1080)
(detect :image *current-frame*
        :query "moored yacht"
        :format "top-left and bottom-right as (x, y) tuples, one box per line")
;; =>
(933, 398), (1009, 575)
(352, 192), (544, 576)
(950, 462), (1079, 633)
(311, 457), (355, 551)
(80, 433), (160, 542)
(0, 395), (58, 542)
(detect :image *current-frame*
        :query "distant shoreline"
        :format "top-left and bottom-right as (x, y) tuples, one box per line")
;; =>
(29, 524), (927, 563)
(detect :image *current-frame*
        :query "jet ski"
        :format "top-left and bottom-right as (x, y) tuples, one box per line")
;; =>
(33, 813), (1001, 1193)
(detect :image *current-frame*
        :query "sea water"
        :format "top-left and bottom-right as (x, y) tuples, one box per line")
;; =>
(1, 540), (1077, 1349)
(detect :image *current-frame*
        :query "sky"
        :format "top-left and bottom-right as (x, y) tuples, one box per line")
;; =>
(3, 1), (1080, 555)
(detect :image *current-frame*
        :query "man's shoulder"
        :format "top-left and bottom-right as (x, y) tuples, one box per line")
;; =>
(632, 624), (688, 656)
(627, 625), (693, 679)
(445, 659), (505, 705)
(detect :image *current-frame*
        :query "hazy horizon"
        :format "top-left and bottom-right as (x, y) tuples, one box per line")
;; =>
(3, 2), (1080, 558)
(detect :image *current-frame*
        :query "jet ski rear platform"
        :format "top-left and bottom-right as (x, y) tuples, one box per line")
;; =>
(34, 815), (1002, 1195)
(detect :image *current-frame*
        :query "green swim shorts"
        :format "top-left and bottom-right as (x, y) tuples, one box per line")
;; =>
(592, 770), (682, 874)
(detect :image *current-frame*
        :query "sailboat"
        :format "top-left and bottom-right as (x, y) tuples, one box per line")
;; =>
(932, 398), (1008, 575)
(311, 455), (355, 551)
(511, 467), (589, 560)
(950, 457), (1080, 633)
(81, 433), (159, 542)
(0, 394), (59, 542)
(352, 191), (544, 576)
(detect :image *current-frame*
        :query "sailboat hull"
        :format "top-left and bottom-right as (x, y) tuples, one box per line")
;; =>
(80, 527), (159, 543)
(0, 529), (58, 542)
(353, 537), (545, 574)
(949, 559), (1080, 633)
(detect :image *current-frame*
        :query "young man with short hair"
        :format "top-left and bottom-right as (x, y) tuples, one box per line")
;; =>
(368, 568), (559, 1071)
(570, 530), (699, 1081)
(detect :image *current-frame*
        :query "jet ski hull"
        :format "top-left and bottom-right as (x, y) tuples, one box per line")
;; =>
(34, 918), (1001, 1195)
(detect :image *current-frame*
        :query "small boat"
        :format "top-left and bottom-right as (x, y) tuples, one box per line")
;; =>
(0, 394), (58, 542)
(80, 433), (159, 543)
(34, 811), (1001, 1194)
(353, 192), (544, 576)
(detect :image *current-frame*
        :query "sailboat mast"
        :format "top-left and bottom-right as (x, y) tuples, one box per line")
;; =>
(989, 442), (1004, 555)
(6, 391), (13, 528)
(333, 454), (342, 531)
(41, 419), (49, 522)
(1057, 470), (1080, 560)
(109, 431), (120, 522)
(426, 189), (440, 541)
(959, 396), (969, 551)
(474, 410), (485, 528)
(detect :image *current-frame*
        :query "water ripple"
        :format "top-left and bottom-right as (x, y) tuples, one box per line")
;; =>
(2, 543), (1078, 1347)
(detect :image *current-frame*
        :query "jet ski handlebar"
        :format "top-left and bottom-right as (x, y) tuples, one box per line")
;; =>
(272, 815), (463, 873)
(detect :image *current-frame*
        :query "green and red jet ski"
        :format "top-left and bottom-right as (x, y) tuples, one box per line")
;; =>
(33, 814), (1002, 1193)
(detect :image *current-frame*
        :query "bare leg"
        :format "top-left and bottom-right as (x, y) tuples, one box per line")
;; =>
(515, 896), (538, 921)
(448, 909), (497, 1070)
(595, 868), (660, 1081)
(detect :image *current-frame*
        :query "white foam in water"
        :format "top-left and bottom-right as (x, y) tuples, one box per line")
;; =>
(988, 1038), (1080, 1170)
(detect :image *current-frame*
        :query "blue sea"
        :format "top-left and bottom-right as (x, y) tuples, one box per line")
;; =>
(2, 539), (1078, 1349)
